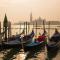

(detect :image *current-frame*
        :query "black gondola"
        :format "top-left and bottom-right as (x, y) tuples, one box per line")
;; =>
(47, 29), (60, 51)
(50, 28), (60, 42)
(0, 30), (34, 48)
(24, 34), (46, 51)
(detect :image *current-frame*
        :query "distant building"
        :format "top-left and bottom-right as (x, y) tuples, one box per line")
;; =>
(30, 16), (45, 25)
(46, 21), (60, 25)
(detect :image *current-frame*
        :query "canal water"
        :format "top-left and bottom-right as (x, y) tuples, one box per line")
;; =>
(0, 46), (45, 60)
(0, 44), (60, 60)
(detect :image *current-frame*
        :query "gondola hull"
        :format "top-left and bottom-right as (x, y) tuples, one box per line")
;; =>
(24, 41), (45, 51)
(47, 42), (58, 51)
(50, 33), (60, 42)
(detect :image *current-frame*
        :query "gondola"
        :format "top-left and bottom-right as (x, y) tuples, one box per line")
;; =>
(24, 35), (45, 51)
(47, 29), (60, 50)
(0, 30), (34, 48)
(47, 41), (59, 51)
(25, 41), (44, 50)
(47, 38), (59, 51)
(50, 29), (60, 42)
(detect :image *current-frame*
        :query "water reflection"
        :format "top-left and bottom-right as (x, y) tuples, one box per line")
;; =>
(0, 42), (45, 60)
(53, 50), (60, 60)
(3, 48), (20, 60)
(25, 46), (45, 60)
(15, 50), (29, 60)
(47, 47), (59, 60)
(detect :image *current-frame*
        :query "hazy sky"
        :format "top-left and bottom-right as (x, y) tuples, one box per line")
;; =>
(0, 0), (60, 23)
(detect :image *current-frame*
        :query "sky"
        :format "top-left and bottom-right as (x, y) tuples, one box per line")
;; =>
(0, 0), (60, 23)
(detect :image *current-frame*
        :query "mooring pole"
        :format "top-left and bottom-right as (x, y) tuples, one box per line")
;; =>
(26, 22), (27, 35)
(43, 20), (48, 60)
(36, 21), (37, 38)
(24, 22), (25, 35)
(48, 21), (50, 42)
(33, 22), (34, 30)
(28, 22), (30, 34)
(19, 23), (21, 34)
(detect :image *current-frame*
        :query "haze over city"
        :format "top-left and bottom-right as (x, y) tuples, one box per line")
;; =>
(0, 1), (60, 60)
(0, 0), (60, 23)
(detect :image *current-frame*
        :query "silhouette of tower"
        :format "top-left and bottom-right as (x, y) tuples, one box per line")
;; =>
(3, 14), (8, 41)
(8, 21), (11, 38)
(30, 12), (32, 22)
(0, 22), (1, 33)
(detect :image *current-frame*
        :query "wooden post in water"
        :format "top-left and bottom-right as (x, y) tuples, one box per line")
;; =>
(26, 21), (27, 35)
(21, 37), (24, 52)
(24, 22), (25, 35)
(43, 20), (48, 60)
(0, 22), (1, 33)
(48, 21), (50, 42)
(43, 20), (45, 32)
(20, 22), (25, 52)
(28, 22), (30, 34)
(19, 23), (21, 34)
(36, 21), (37, 37)
(33, 22), (34, 30)
(8, 21), (11, 38)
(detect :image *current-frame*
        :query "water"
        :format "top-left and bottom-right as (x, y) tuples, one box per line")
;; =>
(0, 46), (45, 60)
(10, 25), (60, 36)
(53, 51), (60, 60)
